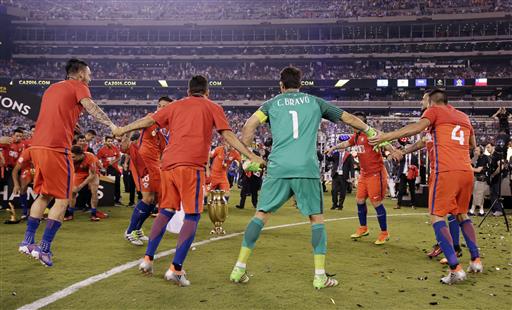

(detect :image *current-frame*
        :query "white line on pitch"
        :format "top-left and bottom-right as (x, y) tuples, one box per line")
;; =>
(18, 213), (426, 310)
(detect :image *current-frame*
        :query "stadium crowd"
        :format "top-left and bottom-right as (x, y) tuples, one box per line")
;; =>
(2, 0), (510, 21)
(2, 59), (511, 80)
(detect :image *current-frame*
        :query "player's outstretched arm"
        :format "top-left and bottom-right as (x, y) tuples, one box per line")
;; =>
(369, 118), (431, 146)
(115, 116), (156, 137)
(220, 130), (265, 167)
(241, 113), (261, 146)
(340, 112), (371, 133)
(80, 98), (116, 130)
(325, 141), (350, 154)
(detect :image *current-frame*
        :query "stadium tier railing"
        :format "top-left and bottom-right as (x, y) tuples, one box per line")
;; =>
(95, 99), (512, 108)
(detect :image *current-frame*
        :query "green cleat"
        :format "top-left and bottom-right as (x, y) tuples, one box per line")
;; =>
(313, 274), (339, 289)
(230, 266), (250, 283)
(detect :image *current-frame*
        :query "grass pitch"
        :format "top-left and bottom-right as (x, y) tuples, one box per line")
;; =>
(1, 190), (511, 309)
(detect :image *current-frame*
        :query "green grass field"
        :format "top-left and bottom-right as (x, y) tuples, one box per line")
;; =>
(1, 189), (511, 309)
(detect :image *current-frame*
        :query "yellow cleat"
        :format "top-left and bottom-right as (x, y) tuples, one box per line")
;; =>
(374, 231), (389, 245)
(350, 226), (369, 239)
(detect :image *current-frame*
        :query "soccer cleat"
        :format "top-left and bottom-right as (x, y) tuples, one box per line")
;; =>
(19, 243), (37, 257)
(440, 265), (466, 285)
(374, 231), (389, 245)
(164, 268), (191, 287)
(125, 231), (144, 246)
(136, 229), (149, 242)
(96, 210), (108, 219)
(478, 209), (485, 216)
(230, 266), (250, 284)
(467, 258), (483, 273)
(31, 246), (53, 267)
(90, 216), (101, 222)
(313, 274), (339, 289)
(63, 215), (74, 221)
(427, 244), (443, 258)
(139, 256), (153, 274)
(350, 227), (369, 239)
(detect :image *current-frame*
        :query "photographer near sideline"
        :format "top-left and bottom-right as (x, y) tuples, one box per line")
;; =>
(470, 146), (490, 216)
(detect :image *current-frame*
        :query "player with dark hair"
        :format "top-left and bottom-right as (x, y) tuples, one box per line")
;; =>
(0, 128), (26, 210)
(69, 145), (101, 221)
(18, 58), (117, 267)
(208, 143), (241, 202)
(121, 96), (172, 246)
(370, 88), (482, 284)
(113, 75), (264, 286)
(325, 111), (397, 245)
(230, 66), (379, 289)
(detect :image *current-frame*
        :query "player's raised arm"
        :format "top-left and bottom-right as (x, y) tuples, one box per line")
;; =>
(114, 115), (156, 137)
(220, 130), (266, 167)
(241, 113), (263, 146)
(80, 97), (116, 131)
(369, 118), (431, 146)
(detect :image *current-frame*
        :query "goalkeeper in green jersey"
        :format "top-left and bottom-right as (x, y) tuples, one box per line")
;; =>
(230, 67), (378, 289)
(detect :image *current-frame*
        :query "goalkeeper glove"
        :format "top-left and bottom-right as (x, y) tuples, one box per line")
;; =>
(364, 126), (377, 138)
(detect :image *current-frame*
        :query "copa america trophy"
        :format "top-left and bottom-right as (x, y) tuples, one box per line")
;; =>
(4, 202), (21, 224)
(207, 190), (228, 235)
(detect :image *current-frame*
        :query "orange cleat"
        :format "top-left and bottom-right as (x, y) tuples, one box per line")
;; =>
(374, 231), (389, 245)
(350, 226), (369, 239)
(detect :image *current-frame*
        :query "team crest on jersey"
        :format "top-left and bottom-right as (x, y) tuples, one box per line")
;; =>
(151, 129), (157, 137)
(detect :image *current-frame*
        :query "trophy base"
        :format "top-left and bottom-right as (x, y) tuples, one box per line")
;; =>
(210, 227), (226, 235)
(4, 219), (21, 224)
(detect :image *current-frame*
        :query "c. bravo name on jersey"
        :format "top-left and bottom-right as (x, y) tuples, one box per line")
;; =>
(276, 95), (311, 107)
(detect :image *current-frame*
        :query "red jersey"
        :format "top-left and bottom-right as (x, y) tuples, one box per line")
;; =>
(17, 148), (33, 170)
(151, 95), (231, 170)
(2, 141), (25, 168)
(74, 152), (98, 179)
(138, 120), (167, 169)
(211, 146), (241, 178)
(22, 138), (32, 148)
(31, 80), (90, 152)
(128, 143), (149, 178)
(97, 145), (120, 169)
(421, 104), (473, 173)
(348, 132), (384, 176)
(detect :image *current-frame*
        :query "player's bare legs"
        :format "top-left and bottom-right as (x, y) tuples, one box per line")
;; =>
(89, 177), (100, 221)
(455, 213), (482, 273)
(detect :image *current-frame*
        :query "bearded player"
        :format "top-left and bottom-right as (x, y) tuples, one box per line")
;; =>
(230, 67), (378, 289)
(121, 96), (172, 246)
(18, 58), (117, 267)
(208, 143), (241, 201)
(392, 93), (462, 262)
(325, 111), (396, 245)
(114, 75), (264, 286)
(370, 89), (482, 284)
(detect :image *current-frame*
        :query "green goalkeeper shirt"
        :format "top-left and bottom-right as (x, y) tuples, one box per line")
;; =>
(255, 90), (343, 179)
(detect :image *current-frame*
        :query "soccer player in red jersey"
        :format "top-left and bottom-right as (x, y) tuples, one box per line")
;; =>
(121, 96), (172, 246)
(97, 136), (122, 203)
(2, 128), (25, 169)
(326, 111), (397, 245)
(18, 58), (118, 267)
(68, 145), (100, 221)
(393, 93), (462, 261)
(370, 89), (482, 284)
(114, 75), (264, 286)
(208, 143), (241, 201)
